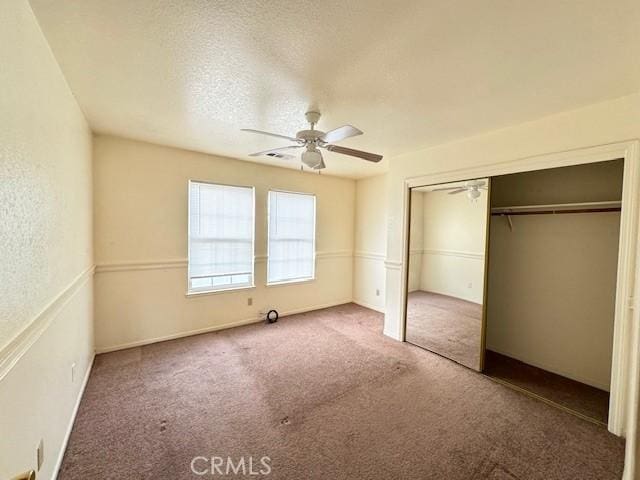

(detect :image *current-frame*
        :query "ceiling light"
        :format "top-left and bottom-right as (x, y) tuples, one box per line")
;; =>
(467, 188), (481, 200)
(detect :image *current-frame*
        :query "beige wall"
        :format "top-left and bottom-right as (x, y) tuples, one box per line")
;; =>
(0, 1), (94, 479)
(93, 135), (355, 351)
(353, 175), (388, 312)
(486, 162), (623, 390)
(419, 187), (487, 304)
(487, 212), (620, 390)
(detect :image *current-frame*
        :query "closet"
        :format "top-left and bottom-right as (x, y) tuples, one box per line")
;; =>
(484, 159), (623, 424)
(404, 159), (623, 425)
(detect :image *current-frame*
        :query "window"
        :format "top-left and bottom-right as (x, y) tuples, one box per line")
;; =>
(267, 190), (316, 284)
(188, 181), (254, 293)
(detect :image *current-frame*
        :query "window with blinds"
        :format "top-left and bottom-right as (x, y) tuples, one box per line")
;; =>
(267, 190), (316, 284)
(188, 181), (255, 293)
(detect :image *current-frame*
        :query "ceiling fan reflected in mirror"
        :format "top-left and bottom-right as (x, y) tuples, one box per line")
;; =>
(432, 180), (487, 200)
(241, 111), (383, 171)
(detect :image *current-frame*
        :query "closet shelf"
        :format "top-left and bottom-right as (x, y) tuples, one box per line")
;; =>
(491, 201), (621, 216)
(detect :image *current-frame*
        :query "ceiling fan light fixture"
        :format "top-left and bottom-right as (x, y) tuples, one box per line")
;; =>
(302, 148), (323, 169)
(467, 188), (481, 200)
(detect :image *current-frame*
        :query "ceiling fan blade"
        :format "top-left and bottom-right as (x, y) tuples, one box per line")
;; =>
(431, 186), (461, 191)
(448, 188), (468, 195)
(249, 145), (302, 157)
(302, 149), (324, 169)
(467, 180), (486, 187)
(325, 144), (382, 163)
(320, 125), (363, 144)
(241, 128), (301, 143)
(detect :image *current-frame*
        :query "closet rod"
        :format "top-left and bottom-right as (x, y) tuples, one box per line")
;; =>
(491, 201), (621, 216)
(491, 207), (621, 216)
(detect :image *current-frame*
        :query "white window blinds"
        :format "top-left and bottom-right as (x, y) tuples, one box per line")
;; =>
(188, 181), (254, 293)
(267, 190), (316, 284)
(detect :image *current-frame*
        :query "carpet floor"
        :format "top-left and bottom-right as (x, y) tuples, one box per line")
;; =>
(484, 350), (610, 425)
(406, 291), (483, 370)
(58, 304), (624, 479)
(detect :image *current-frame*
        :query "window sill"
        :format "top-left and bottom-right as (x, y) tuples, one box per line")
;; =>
(185, 284), (256, 297)
(266, 278), (315, 288)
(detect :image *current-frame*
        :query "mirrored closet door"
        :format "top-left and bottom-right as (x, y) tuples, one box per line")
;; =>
(405, 178), (490, 371)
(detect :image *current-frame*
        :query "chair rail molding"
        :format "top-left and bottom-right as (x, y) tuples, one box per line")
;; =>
(95, 250), (354, 273)
(0, 265), (95, 381)
(420, 249), (484, 260)
(354, 251), (386, 261)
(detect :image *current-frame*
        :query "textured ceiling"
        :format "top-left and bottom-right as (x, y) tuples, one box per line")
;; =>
(30, 0), (640, 178)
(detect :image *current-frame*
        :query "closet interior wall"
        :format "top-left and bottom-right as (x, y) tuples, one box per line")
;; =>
(485, 159), (624, 392)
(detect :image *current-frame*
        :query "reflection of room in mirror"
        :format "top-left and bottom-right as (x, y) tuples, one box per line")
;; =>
(405, 179), (489, 371)
(406, 291), (483, 368)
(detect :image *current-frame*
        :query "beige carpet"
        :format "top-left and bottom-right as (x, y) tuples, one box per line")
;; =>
(58, 304), (624, 479)
(406, 291), (483, 370)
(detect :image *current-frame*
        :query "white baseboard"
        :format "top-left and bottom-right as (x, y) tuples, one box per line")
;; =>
(53, 353), (95, 480)
(96, 299), (353, 354)
(97, 317), (266, 354)
(277, 299), (353, 318)
(413, 288), (482, 305)
(352, 299), (385, 313)
(486, 345), (610, 392)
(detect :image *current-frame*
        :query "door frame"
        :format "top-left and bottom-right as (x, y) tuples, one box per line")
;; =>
(398, 140), (640, 477)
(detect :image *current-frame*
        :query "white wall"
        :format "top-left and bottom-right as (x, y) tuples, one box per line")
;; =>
(353, 174), (388, 312)
(486, 162), (623, 390)
(0, 1), (94, 479)
(383, 92), (640, 341)
(418, 187), (487, 303)
(93, 135), (355, 351)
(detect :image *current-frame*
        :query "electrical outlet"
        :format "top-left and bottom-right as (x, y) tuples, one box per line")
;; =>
(467, 282), (473, 289)
(247, 297), (253, 306)
(71, 362), (76, 383)
(37, 439), (44, 471)
(376, 289), (380, 297)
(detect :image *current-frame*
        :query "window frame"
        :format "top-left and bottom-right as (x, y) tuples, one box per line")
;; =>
(266, 189), (317, 286)
(187, 180), (256, 296)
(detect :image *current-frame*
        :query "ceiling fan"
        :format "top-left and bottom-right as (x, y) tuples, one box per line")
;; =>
(432, 180), (487, 200)
(241, 111), (382, 170)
